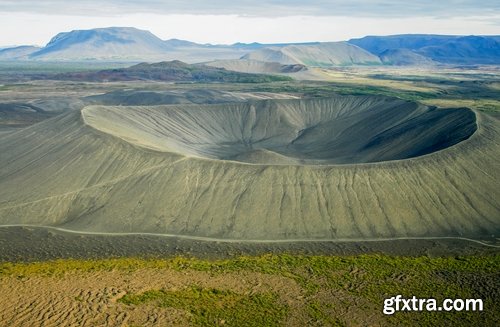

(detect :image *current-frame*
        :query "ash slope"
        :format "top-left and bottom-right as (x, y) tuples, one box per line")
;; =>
(84, 97), (476, 165)
(0, 96), (498, 240)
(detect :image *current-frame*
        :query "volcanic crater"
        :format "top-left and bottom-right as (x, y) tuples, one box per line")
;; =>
(83, 96), (477, 165)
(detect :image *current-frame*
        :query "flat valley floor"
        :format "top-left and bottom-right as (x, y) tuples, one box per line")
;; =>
(0, 227), (499, 326)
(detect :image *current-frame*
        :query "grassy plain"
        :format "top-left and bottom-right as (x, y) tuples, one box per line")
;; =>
(1, 254), (498, 326)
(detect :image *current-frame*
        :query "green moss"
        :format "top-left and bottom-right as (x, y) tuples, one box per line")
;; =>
(308, 301), (345, 326)
(119, 286), (287, 326)
(1, 254), (498, 326)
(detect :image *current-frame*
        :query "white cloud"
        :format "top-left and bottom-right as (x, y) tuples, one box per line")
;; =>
(1, 12), (499, 46)
(1, 1), (499, 18)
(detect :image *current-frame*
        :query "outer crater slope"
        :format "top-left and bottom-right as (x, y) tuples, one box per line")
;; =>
(0, 96), (498, 240)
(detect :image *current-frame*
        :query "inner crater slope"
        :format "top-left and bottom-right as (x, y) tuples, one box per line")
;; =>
(82, 96), (477, 165)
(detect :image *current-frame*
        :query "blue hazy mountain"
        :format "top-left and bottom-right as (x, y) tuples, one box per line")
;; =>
(0, 45), (41, 60)
(417, 36), (500, 64)
(30, 27), (176, 60)
(379, 49), (436, 66)
(348, 35), (454, 55)
(24, 27), (250, 62)
(349, 34), (500, 64)
(1, 27), (499, 65)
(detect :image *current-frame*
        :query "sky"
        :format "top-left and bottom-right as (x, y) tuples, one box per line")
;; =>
(0, 0), (499, 46)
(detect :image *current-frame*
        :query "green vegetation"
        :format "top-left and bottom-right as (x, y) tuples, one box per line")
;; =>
(51, 61), (293, 83)
(1, 254), (498, 326)
(246, 81), (438, 101)
(0, 61), (130, 74)
(120, 286), (287, 326)
(243, 68), (500, 113)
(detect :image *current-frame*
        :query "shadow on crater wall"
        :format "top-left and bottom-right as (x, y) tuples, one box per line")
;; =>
(84, 96), (477, 165)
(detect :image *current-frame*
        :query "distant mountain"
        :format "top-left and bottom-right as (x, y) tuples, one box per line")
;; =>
(3, 28), (499, 66)
(349, 34), (500, 64)
(163, 38), (203, 48)
(232, 41), (320, 49)
(25, 27), (249, 62)
(242, 42), (381, 66)
(231, 42), (266, 50)
(30, 27), (172, 60)
(379, 49), (436, 66)
(0, 46), (41, 60)
(348, 35), (455, 55)
(50, 60), (292, 83)
(417, 36), (500, 64)
(206, 59), (307, 74)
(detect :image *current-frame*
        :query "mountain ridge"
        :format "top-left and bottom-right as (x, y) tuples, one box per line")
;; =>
(49, 60), (292, 83)
(1, 27), (499, 65)
(348, 34), (500, 64)
(241, 42), (381, 66)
